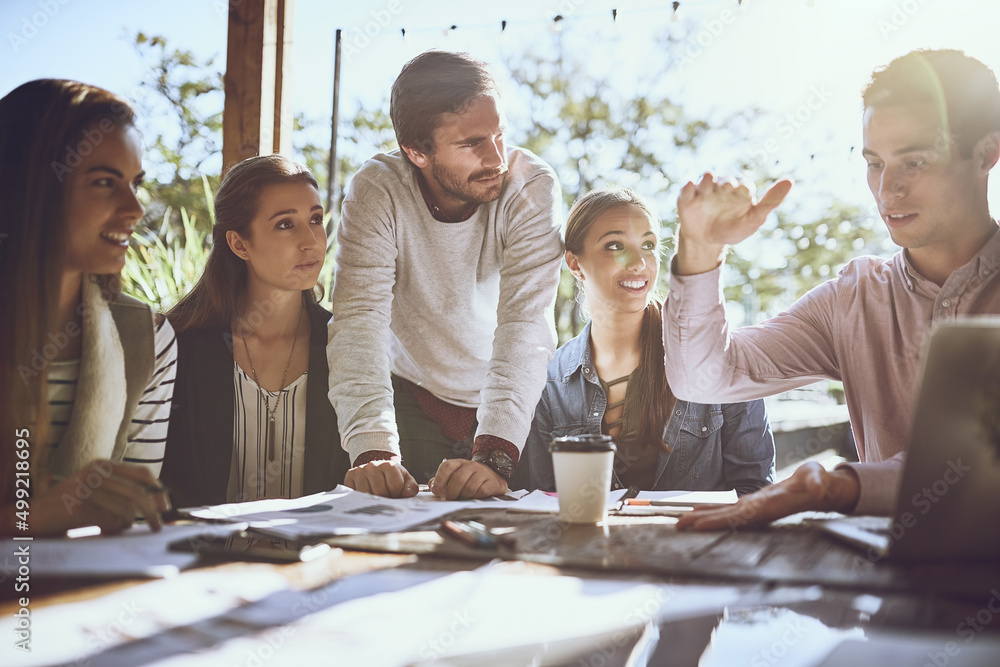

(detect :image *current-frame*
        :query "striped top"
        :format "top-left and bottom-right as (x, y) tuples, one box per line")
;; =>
(45, 316), (177, 477)
(227, 362), (308, 503)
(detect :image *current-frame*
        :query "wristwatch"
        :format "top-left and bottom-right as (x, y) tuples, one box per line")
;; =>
(472, 449), (515, 482)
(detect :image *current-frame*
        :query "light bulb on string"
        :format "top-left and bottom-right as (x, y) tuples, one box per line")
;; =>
(672, 2), (681, 22)
(550, 14), (564, 33)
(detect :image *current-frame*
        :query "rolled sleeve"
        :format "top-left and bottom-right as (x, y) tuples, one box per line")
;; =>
(838, 454), (904, 516)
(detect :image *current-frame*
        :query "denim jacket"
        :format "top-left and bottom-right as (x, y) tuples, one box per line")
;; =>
(514, 322), (775, 495)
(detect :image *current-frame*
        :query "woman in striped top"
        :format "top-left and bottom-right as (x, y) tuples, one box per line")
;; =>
(518, 187), (775, 494)
(0, 80), (175, 536)
(162, 156), (348, 507)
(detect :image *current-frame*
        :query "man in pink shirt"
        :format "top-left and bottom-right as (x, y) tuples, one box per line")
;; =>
(666, 49), (1000, 530)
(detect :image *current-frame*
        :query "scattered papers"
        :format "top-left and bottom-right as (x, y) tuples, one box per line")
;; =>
(148, 563), (752, 667)
(0, 568), (288, 667)
(506, 488), (628, 513)
(184, 485), (529, 540)
(615, 489), (738, 516)
(0, 522), (243, 580)
(633, 489), (738, 505)
(412, 488), (530, 504)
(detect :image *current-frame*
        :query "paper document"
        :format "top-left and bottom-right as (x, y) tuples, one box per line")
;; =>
(633, 489), (738, 504)
(185, 485), (525, 540)
(506, 488), (628, 513)
(0, 522), (242, 579)
(614, 489), (738, 516)
(149, 562), (753, 667)
(0, 568), (288, 667)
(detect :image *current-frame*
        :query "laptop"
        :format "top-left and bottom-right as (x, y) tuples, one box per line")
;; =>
(811, 318), (1000, 560)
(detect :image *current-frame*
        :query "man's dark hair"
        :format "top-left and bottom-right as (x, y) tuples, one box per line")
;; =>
(863, 49), (1000, 157)
(390, 50), (498, 164)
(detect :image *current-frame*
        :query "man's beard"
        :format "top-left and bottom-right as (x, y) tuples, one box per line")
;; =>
(430, 160), (508, 206)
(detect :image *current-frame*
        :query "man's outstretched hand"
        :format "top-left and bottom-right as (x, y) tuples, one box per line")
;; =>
(675, 174), (792, 275)
(675, 462), (861, 532)
(344, 458), (419, 498)
(429, 459), (508, 500)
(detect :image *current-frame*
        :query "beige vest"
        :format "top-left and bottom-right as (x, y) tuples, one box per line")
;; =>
(108, 293), (155, 461)
(44, 277), (154, 480)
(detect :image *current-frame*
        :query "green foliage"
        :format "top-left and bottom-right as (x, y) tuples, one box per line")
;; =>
(123, 28), (888, 344)
(132, 32), (223, 236)
(122, 176), (214, 311)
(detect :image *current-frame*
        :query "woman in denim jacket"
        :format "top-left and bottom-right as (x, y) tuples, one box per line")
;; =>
(517, 187), (774, 494)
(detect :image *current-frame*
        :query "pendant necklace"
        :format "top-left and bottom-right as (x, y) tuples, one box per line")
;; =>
(238, 305), (304, 462)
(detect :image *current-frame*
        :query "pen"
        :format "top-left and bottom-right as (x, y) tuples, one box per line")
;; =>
(442, 519), (498, 549)
(617, 486), (640, 510)
(624, 499), (698, 508)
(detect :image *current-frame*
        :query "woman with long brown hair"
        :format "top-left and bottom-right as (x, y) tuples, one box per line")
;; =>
(0, 80), (175, 536)
(518, 187), (774, 494)
(162, 155), (348, 507)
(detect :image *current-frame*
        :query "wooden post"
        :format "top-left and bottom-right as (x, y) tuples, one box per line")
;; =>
(326, 28), (342, 220)
(222, 0), (294, 174)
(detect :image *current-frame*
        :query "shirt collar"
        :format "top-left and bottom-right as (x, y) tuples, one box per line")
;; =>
(975, 221), (1000, 279)
(900, 221), (1000, 291)
(414, 169), (479, 223)
(561, 321), (598, 383)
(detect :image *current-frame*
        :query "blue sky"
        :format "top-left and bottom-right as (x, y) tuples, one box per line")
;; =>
(3, 0), (1000, 217)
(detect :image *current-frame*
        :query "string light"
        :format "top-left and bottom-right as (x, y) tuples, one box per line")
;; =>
(387, 0), (746, 41)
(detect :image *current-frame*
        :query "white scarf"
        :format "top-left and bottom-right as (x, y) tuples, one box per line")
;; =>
(49, 276), (127, 478)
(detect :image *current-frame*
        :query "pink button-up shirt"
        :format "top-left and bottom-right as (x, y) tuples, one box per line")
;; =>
(663, 225), (1000, 514)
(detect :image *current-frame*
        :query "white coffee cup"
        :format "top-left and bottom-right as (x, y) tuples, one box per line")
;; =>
(549, 435), (617, 524)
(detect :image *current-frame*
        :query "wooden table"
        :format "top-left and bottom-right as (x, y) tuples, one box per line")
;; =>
(4, 511), (999, 666)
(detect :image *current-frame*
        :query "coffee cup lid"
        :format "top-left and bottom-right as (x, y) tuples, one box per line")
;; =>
(549, 434), (617, 453)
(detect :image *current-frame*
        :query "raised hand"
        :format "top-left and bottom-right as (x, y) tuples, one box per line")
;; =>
(675, 173), (792, 275)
